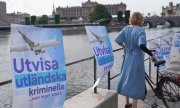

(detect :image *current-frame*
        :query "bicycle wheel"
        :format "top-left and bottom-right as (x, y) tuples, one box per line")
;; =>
(159, 77), (180, 108)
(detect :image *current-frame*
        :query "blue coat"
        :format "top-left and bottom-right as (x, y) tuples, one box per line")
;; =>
(115, 25), (146, 99)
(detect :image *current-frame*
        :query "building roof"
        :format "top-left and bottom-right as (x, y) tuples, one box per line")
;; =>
(57, 0), (126, 9)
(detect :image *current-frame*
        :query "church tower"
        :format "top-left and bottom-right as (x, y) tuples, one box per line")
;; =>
(52, 3), (56, 15)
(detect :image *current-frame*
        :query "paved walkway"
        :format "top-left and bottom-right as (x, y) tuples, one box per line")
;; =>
(118, 54), (180, 108)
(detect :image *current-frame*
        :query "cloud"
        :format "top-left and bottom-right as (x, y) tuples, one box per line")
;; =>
(4, 0), (180, 16)
(5, 0), (54, 15)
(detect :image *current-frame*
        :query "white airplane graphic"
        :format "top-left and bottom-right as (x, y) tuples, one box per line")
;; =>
(89, 30), (106, 44)
(10, 30), (59, 55)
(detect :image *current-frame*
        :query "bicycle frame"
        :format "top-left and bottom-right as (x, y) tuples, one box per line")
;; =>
(145, 65), (162, 97)
(145, 60), (180, 108)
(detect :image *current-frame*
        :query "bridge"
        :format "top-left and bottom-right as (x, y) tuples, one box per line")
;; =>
(144, 16), (180, 28)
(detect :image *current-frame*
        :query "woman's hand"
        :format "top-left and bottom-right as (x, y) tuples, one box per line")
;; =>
(151, 56), (157, 62)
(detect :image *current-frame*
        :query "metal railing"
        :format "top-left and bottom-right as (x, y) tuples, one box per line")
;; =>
(106, 34), (176, 90)
(0, 26), (169, 94)
(0, 23), (99, 30)
(0, 22), (107, 96)
(0, 48), (124, 92)
(107, 55), (152, 90)
(0, 47), (151, 94)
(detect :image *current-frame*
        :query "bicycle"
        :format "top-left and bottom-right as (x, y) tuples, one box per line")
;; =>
(144, 60), (180, 108)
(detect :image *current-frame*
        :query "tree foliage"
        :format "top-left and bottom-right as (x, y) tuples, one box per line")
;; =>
(124, 10), (130, 24)
(117, 11), (123, 22)
(89, 4), (112, 25)
(31, 16), (37, 25)
(37, 15), (49, 24)
(25, 17), (31, 25)
(55, 15), (60, 24)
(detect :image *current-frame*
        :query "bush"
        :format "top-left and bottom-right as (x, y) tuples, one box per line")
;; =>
(89, 4), (112, 25)
(55, 15), (60, 24)
(31, 16), (37, 25)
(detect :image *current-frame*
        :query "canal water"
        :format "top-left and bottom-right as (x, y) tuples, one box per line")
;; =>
(0, 26), (179, 107)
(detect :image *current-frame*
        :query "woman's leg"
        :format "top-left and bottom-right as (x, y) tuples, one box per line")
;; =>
(132, 99), (138, 108)
(125, 96), (130, 104)
(125, 97), (132, 108)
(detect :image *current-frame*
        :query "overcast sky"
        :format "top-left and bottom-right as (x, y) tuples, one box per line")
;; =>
(2, 0), (180, 16)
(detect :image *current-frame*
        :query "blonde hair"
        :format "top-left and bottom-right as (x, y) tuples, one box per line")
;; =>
(129, 12), (144, 25)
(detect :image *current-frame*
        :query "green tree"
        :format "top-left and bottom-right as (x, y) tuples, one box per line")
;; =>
(37, 15), (49, 24)
(55, 15), (60, 24)
(117, 11), (123, 22)
(89, 4), (112, 25)
(125, 10), (130, 24)
(25, 17), (31, 25)
(31, 16), (37, 25)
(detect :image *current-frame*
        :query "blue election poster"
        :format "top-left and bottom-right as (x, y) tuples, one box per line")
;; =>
(85, 26), (114, 88)
(159, 36), (172, 71)
(10, 24), (66, 108)
(148, 36), (171, 72)
(171, 33), (180, 55)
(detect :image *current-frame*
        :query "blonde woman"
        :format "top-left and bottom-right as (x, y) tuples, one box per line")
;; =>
(115, 12), (156, 108)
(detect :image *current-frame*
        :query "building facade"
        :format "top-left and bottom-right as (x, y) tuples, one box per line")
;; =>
(162, 2), (180, 17)
(56, 0), (126, 19)
(176, 3), (180, 16)
(0, 1), (7, 24)
(0, 1), (30, 25)
(7, 12), (30, 24)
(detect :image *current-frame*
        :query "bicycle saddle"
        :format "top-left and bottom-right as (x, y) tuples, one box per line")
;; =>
(154, 60), (166, 67)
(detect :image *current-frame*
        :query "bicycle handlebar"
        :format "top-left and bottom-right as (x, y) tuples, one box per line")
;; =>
(150, 50), (156, 53)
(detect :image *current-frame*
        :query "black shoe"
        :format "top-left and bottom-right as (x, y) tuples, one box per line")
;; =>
(125, 103), (132, 108)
